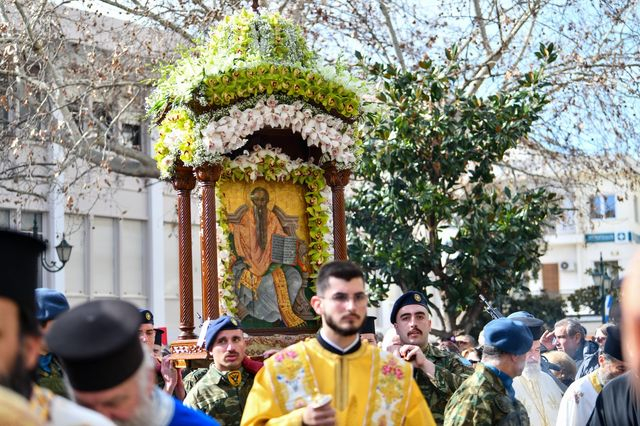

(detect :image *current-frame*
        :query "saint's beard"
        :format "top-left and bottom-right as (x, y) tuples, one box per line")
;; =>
(254, 205), (268, 251)
(325, 313), (363, 337)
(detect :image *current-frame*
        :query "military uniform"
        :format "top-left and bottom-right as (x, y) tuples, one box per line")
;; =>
(183, 367), (208, 394)
(183, 364), (254, 426)
(444, 363), (529, 426)
(35, 353), (68, 398)
(416, 344), (472, 424)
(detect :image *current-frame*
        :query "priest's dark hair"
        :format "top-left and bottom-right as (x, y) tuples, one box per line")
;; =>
(316, 261), (364, 295)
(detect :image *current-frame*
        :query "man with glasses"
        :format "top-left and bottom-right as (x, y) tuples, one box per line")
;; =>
(138, 309), (185, 399)
(390, 291), (472, 425)
(241, 260), (435, 425)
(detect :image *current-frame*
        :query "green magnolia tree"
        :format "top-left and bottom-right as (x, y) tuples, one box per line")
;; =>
(348, 44), (562, 336)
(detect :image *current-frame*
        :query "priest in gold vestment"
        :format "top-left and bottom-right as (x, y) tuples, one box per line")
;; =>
(241, 261), (435, 426)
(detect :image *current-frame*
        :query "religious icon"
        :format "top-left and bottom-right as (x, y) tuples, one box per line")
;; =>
(225, 182), (312, 328)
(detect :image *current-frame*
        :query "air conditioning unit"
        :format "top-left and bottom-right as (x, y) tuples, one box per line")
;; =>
(560, 261), (576, 272)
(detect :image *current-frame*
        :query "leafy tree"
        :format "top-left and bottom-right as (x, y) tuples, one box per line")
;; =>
(348, 44), (562, 336)
(501, 291), (566, 330)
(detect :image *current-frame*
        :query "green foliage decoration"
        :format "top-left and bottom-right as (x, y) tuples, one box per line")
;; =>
(348, 43), (562, 335)
(147, 9), (364, 122)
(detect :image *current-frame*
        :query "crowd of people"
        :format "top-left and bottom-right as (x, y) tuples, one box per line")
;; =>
(2, 228), (640, 425)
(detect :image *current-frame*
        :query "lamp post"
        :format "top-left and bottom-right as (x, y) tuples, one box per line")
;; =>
(591, 252), (612, 324)
(32, 218), (73, 272)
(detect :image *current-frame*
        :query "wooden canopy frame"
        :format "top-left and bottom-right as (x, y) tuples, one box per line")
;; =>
(171, 128), (351, 341)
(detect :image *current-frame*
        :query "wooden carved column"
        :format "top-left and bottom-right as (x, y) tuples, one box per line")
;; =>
(322, 162), (351, 261)
(195, 163), (223, 321)
(172, 164), (197, 340)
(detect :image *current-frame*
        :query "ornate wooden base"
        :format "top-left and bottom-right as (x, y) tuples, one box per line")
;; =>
(168, 333), (315, 368)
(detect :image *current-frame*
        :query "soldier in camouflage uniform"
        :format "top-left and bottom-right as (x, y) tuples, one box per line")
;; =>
(34, 288), (70, 398)
(390, 291), (472, 424)
(184, 315), (254, 425)
(444, 317), (533, 426)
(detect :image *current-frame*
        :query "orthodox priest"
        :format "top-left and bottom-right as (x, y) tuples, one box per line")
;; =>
(510, 311), (563, 426)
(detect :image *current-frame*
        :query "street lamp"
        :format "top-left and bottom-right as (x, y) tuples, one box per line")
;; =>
(32, 218), (73, 272)
(591, 252), (612, 324)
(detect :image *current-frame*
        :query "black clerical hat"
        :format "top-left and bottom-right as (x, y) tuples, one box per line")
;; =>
(46, 300), (144, 392)
(507, 311), (545, 340)
(604, 325), (623, 362)
(0, 229), (45, 333)
(154, 328), (165, 346)
(360, 316), (377, 334)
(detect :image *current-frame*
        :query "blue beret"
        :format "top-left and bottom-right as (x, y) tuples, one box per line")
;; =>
(507, 311), (544, 340)
(390, 291), (428, 323)
(204, 315), (241, 350)
(139, 309), (154, 325)
(35, 288), (70, 322)
(483, 318), (533, 355)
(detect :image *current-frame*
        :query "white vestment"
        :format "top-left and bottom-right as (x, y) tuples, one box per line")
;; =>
(556, 371), (603, 426)
(513, 364), (563, 426)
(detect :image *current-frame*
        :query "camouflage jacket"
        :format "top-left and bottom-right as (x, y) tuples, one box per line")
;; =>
(183, 367), (208, 394)
(444, 363), (529, 426)
(183, 364), (254, 426)
(35, 353), (68, 398)
(415, 344), (473, 425)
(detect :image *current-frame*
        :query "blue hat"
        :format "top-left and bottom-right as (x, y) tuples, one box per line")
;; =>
(483, 318), (533, 355)
(390, 291), (429, 323)
(35, 288), (70, 322)
(139, 309), (154, 325)
(507, 311), (544, 340)
(204, 315), (241, 350)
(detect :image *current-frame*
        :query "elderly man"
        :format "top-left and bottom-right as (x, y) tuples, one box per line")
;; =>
(0, 229), (114, 425)
(445, 317), (533, 426)
(540, 318), (598, 373)
(241, 261), (434, 425)
(184, 316), (254, 425)
(390, 291), (471, 424)
(34, 288), (70, 397)
(47, 300), (218, 426)
(510, 311), (563, 426)
(556, 325), (626, 425)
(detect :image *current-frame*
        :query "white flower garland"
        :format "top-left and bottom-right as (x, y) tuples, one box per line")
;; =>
(200, 96), (357, 167)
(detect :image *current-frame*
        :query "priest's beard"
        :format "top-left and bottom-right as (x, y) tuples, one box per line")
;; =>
(325, 313), (363, 337)
(254, 205), (268, 251)
(113, 377), (157, 426)
(0, 347), (33, 399)
(522, 361), (543, 380)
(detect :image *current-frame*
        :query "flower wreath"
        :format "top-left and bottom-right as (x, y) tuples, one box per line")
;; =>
(154, 95), (359, 179)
